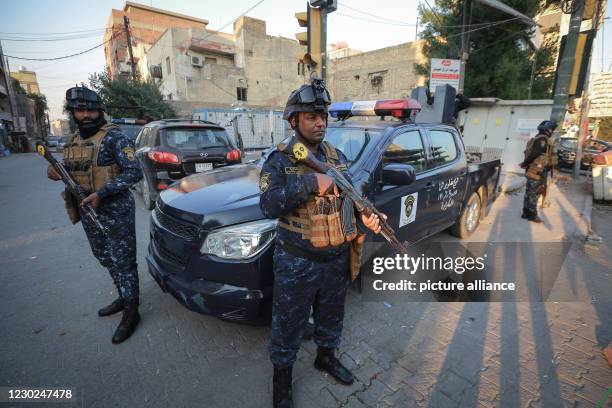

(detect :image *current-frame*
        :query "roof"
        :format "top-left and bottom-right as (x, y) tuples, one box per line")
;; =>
(329, 119), (451, 130)
(124, 1), (209, 25)
(146, 119), (224, 129)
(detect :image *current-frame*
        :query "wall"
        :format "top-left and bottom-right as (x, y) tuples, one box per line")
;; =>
(327, 40), (427, 102)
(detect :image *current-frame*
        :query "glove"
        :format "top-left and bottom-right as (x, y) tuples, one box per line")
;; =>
(311, 173), (339, 196)
(47, 165), (61, 181)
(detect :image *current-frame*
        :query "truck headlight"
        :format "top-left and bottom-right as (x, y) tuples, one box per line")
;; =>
(201, 219), (277, 260)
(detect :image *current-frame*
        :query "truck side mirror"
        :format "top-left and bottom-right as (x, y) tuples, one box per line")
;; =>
(381, 163), (416, 186)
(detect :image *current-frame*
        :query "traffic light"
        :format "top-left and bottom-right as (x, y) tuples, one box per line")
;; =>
(295, 5), (322, 77)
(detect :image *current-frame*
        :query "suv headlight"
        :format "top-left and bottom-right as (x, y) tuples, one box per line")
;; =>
(200, 219), (277, 260)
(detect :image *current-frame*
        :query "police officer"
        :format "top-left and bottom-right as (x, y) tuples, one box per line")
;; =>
(46, 86), (143, 344)
(520, 120), (557, 223)
(259, 80), (383, 408)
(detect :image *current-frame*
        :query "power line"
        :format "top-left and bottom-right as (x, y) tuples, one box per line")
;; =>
(337, 2), (415, 25)
(0, 28), (110, 35)
(4, 32), (118, 61)
(200, 0), (266, 42)
(0, 31), (108, 42)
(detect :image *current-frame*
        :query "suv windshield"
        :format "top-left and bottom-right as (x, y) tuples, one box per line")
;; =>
(325, 127), (377, 167)
(560, 139), (577, 150)
(119, 124), (143, 141)
(162, 128), (230, 149)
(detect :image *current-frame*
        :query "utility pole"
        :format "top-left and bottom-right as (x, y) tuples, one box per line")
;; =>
(458, 0), (472, 94)
(123, 16), (137, 81)
(295, 1), (337, 83)
(549, 0), (585, 128)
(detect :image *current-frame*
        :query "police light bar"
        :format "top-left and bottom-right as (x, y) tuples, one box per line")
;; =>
(329, 99), (421, 121)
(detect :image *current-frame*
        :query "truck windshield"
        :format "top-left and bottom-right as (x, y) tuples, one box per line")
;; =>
(162, 128), (230, 149)
(560, 139), (577, 149)
(325, 127), (378, 167)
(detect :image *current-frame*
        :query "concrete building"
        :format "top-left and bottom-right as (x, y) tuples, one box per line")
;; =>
(140, 16), (307, 116)
(51, 119), (71, 137)
(104, 1), (209, 79)
(0, 43), (16, 148)
(327, 40), (427, 102)
(328, 42), (362, 60)
(10, 67), (40, 95)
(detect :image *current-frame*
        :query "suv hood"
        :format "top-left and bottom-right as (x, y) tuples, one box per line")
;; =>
(158, 163), (263, 228)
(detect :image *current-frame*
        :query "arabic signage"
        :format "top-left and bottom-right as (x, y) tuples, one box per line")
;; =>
(429, 58), (461, 92)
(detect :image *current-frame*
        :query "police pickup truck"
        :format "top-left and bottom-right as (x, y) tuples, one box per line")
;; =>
(146, 96), (502, 325)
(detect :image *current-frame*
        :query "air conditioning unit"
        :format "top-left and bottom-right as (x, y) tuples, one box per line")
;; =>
(191, 56), (203, 67)
(118, 62), (131, 74)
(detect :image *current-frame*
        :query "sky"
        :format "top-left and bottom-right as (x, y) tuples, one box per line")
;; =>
(1, 0), (610, 120)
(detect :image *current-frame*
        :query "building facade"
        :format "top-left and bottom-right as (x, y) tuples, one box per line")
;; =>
(327, 41), (427, 102)
(50, 119), (71, 137)
(139, 16), (307, 115)
(9, 67), (40, 95)
(104, 1), (209, 79)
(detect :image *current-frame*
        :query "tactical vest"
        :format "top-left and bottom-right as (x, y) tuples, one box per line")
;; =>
(525, 135), (553, 181)
(63, 124), (121, 194)
(277, 141), (358, 248)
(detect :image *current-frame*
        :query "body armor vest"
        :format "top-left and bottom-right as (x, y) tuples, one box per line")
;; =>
(277, 141), (357, 248)
(525, 135), (553, 181)
(63, 124), (121, 194)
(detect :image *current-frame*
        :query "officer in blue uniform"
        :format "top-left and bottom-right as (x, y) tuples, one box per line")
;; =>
(260, 80), (382, 408)
(47, 87), (143, 344)
(520, 120), (557, 223)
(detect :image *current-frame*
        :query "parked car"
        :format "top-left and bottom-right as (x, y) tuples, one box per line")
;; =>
(111, 118), (146, 143)
(134, 119), (242, 210)
(557, 137), (610, 170)
(145, 99), (502, 325)
(45, 137), (61, 150)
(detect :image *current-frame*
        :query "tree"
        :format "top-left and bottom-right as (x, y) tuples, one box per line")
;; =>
(27, 93), (49, 137)
(415, 0), (560, 99)
(88, 68), (175, 120)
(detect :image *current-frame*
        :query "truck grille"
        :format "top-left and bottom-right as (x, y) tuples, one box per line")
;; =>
(154, 208), (200, 241)
(158, 243), (187, 266)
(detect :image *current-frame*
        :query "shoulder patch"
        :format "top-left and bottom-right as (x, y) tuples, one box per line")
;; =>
(260, 172), (271, 193)
(122, 147), (135, 161)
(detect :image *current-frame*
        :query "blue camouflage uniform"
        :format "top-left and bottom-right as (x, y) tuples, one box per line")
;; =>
(522, 134), (550, 214)
(77, 127), (143, 303)
(259, 142), (352, 367)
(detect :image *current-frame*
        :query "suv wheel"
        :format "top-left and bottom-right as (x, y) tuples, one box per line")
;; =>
(141, 177), (155, 210)
(450, 192), (481, 238)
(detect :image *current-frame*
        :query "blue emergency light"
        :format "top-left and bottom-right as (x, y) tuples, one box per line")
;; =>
(329, 99), (421, 121)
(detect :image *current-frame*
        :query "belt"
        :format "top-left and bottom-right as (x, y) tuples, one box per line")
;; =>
(277, 239), (339, 263)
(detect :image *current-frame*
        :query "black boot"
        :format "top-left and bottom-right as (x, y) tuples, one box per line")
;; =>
(526, 210), (544, 223)
(98, 298), (124, 317)
(273, 365), (293, 408)
(521, 208), (529, 219)
(314, 347), (354, 385)
(112, 300), (140, 344)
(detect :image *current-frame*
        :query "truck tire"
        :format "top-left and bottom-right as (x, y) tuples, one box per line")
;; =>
(450, 191), (481, 238)
(141, 177), (155, 211)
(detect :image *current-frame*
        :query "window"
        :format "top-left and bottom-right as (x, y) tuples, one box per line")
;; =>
(161, 128), (230, 149)
(168, 93), (173, 101)
(325, 127), (380, 168)
(382, 130), (426, 173)
(298, 62), (305, 76)
(237, 87), (247, 102)
(165, 56), (171, 74)
(429, 130), (458, 166)
(205, 57), (217, 64)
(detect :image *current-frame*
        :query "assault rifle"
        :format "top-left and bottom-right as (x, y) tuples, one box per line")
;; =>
(36, 143), (106, 233)
(289, 140), (409, 254)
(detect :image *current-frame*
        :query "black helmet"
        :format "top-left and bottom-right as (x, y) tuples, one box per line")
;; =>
(65, 86), (105, 112)
(537, 120), (557, 133)
(282, 78), (331, 121)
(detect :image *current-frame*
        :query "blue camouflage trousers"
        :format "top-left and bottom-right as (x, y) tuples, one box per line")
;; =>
(269, 246), (350, 367)
(80, 193), (139, 303)
(523, 177), (545, 213)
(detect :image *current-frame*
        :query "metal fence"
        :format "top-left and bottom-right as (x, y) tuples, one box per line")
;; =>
(192, 108), (289, 151)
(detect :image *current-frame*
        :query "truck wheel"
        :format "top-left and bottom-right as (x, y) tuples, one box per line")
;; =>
(450, 192), (481, 238)
(142, 177), (155, 211)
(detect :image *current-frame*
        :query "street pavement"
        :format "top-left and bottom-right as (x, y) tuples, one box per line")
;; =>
(0, 153), (610, 408)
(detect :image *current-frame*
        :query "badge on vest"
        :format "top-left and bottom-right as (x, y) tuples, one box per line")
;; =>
(260, 172), (270, 192)
(122, 147), (135, 161)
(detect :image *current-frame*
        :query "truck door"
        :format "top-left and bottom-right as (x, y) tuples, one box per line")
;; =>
(373, 128), (432, 244)
(424, 128), (468, 235)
